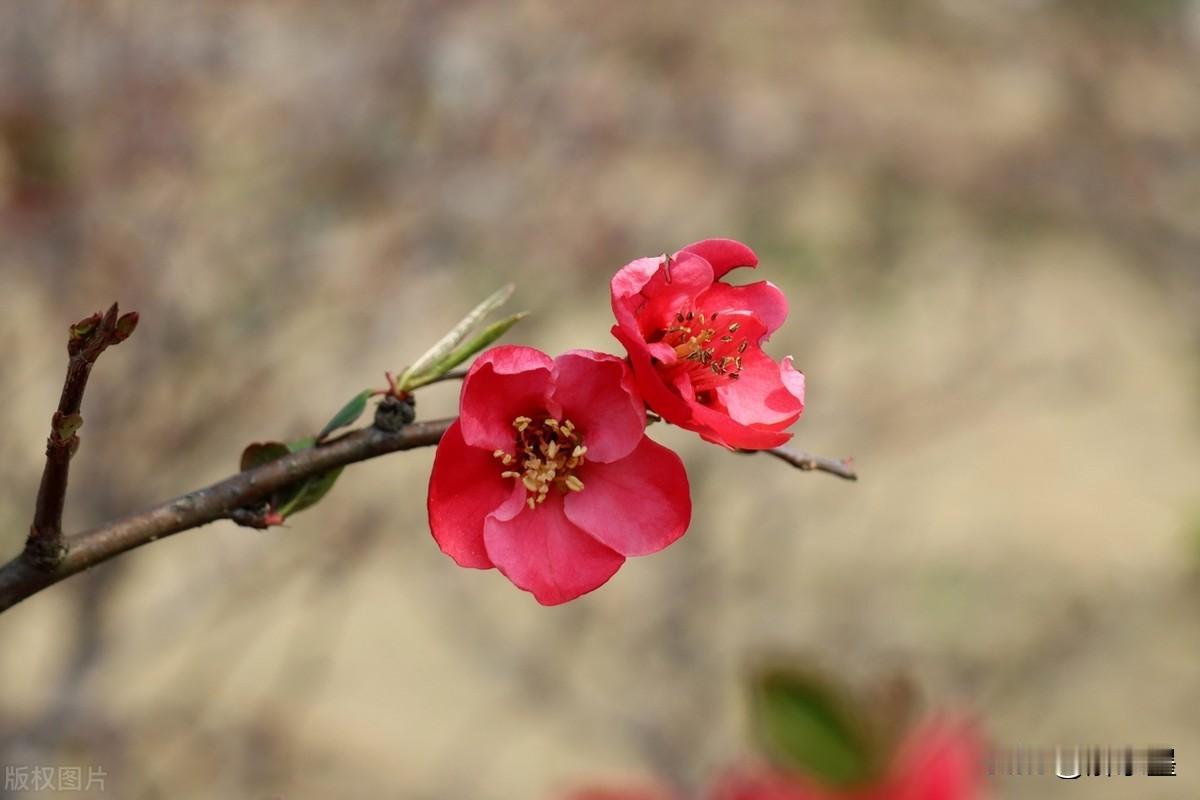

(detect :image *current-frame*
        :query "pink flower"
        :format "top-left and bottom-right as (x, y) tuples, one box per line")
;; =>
(427, 345), (692, 605)
(710, 720), (984, 800)
(610, 238), (805, 450)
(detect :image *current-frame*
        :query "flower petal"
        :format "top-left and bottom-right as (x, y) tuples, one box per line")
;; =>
(689, 397), (795, 449)
(611, 252), (714, 340)
(781, 355), (806, 402)
(565, 435), (691, 557)
(697, 280), (789, 335)
(459, 345), (556, 451)
(550, 350), (646, 463)
(426, 419), (504, 568)
(637, 251), (715, 337)
(677, 238), (758, 279)
(611, 324), (696, 426)
(886, 720), (983, 800)
(610, 255), (670, 333)
(483, 491), (625, 605)
(716, 351), (805, 428)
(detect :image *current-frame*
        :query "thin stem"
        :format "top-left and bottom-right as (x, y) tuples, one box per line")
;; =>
(26, 303), (135, 568)
(760, 445), (858, 481)
(650, 413), (856, 481)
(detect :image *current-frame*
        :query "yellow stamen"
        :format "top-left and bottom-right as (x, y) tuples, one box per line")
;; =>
(498, 414), (588, 507)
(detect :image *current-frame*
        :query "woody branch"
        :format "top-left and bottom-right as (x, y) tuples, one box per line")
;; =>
(25, 303), (138, 569)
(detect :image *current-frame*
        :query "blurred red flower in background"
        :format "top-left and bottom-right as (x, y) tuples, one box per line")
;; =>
(427, 345), (691, 604)
(711, 720), (983, 800)
(610, 238), (805, 450)
(565, 719), (982, 800)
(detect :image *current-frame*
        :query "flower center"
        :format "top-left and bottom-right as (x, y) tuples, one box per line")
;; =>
(493, 416), (588, 510)
(660, 309), (749, 394)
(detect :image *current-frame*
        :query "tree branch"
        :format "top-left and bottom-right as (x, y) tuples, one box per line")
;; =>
(3, 392), (854, 613)
(759, 445), (858, 481)
(26, 303), (138, 568)
(0, 417), (455, 613)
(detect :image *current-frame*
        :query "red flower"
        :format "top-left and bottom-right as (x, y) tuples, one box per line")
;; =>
(610, 238), (805, 450)
(427, 345), (692, 605)
(710, 720), (983, 800)
(879, 720), (983, 800)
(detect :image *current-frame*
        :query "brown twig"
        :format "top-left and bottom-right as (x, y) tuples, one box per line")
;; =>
(26, 303), (138, 569)
(649, 413), (856, 482)
(0, 417), (456, 613)
(759, 445), (858, 481)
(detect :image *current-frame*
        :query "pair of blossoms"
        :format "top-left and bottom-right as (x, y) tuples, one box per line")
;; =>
(427, 239), (806, 604)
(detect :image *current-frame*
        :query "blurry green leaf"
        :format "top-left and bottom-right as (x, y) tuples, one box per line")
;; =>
(237, 438), (343, 522)
(318, 389), (373, 441)
(397, 284), (514, 390)
(404, 312), (528, 390)
(240, 441), (290, 472)
(288, 436), (316, 452)
(274, 437), (343, 518)
(273, 466), (345, 518)
(750, 669), (877, 787)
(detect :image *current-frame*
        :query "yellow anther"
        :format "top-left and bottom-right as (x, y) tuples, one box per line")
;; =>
(499, 414), (589, 506)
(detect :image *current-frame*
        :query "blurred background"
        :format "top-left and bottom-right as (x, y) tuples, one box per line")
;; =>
(1, 1), (1199, 798)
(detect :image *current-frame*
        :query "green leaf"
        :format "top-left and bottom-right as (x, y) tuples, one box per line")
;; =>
(273, 466), (345, 518)
(317, 389), (373, 441)
(238, 438), (343, 522)
(397, 284), (514, 390)
(403, 312), (529, 390)
(750, 669), (877, 787)
(240, 441), (290, 471)
(287, 437), (316, 452)
(274, 437), (344, 517)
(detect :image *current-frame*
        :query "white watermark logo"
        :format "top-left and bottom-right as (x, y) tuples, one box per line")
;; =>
(4, 765), (107, 792)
